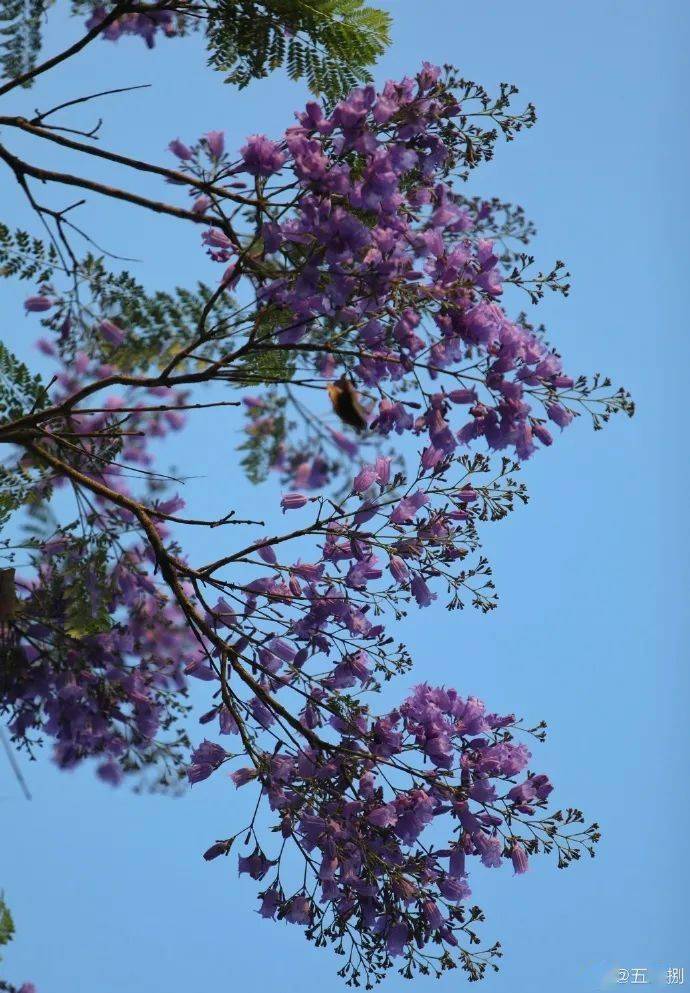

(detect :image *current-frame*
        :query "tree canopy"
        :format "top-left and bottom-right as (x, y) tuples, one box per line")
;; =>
(0, 4), (632, 990)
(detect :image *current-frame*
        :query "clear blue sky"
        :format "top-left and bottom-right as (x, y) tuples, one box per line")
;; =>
(1, 2), (688, 991)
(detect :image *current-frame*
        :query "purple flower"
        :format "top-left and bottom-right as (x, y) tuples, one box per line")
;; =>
(24, 295), (53, 312)
(448, 845), (466, 878)
(191, 194), (212, 214)
(238, 848), (273, 880)
(388, 555), (410, 584)
(422, 899), (444, 930)
(346, 556), (382, 589)
(184, 654), (216, 681)
(204, 130), (225, 159)
(188, 740), (227, 784)
(284, 893), (313, 925)
(98, 319), (126, 346)
(353, 501), (379, 526)
(231, 766), (257, 788)
(290, 561), (324, 583)
(281, 493), (308, 511)
(258, 886), (282, 919)
(438, 875), (471, 902)
(386, 921), (409, 957)
(547, 403), (574, 428)
(219, 708), (239, 735)
(476, 832), (503, 868)
(202, 228), (233, 251)
(250, 697), (276, 729)
(410, 574), (435, 607)
(168, 138), (192, 160)
(353, 463), (377, 493)
(393, 789), (435, 844)
(390, 490), (429, 524)
(268, 638), (296, 662)
(511, 843), (529, 875)
(508, 773), (553, 810)
(367, 803), (398, 828)
(256, 540), (277, 564)
(240, 134), (286, 176)
(456, 485), (477, 503)
(421, 445), (443, 470)
(36, 338), (55, 356)
(533, 422), (553, 446)
(418, 61), (441, 90)
(392, 875), (418, 904)
(375, 455), (392, 485)
(211, 597), (236, 629)
(261, 221), (283, 253)
(96, 759), (123, 786)
(448, 388), (478, 404)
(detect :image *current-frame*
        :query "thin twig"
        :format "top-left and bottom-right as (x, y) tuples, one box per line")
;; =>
(0, 727), (32, 801)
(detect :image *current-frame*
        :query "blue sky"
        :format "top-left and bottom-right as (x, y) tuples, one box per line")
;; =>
(1, 2), (688, 991)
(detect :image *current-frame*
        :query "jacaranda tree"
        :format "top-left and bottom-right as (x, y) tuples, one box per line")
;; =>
(0, 3), (633, 990)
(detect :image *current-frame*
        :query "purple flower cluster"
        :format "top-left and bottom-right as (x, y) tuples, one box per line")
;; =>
(198, 684), (594, 983)
(3, 536), (194, 787)
(85, 6), (179, 48)
(1, 340), (197, 789)
(171, 65), (586, 479)
(160, 66), (631, 505)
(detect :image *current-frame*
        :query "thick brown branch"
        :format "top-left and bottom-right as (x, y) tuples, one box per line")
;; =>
(0, 117), (260, 207)
(0, 142), (234, 235)
(0, 2), (129, 97)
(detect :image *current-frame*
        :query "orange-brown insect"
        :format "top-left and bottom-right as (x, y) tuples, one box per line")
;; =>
(327, 376), (369, 433)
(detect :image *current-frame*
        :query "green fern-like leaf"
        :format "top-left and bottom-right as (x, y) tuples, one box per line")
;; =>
(0, 461), (50, 529)
(57, 254), (241, 374)
(238, 397), (286, 485)
(0, 341), (48, 421)
(0, 0), (54, 85)
(63, 536), (113, 637)
(0, 224), (59, 282)
(206, 0), (390, 100)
